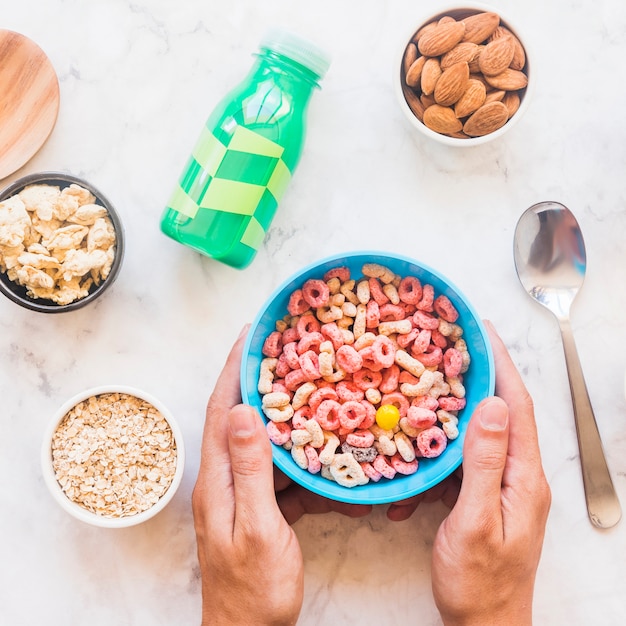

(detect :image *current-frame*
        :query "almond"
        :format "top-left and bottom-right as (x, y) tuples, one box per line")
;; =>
(468, 45), (484, 73)
(461, 11), (500, 44)
(421, 57), (442, 96)
(423, 104), (463, 134)
(434, 61), (469, 107)
(484, 89), (506, 104)
(463, 101), (509, 136)
(502, 90), (521, 117)
(403, 42), (418, 76)
(484, 68), (528, 90)
(403, 86), (425, 122)
(440, 42), (479, 69)
(490, 26), (526, 70)
(420, 93), (436, 109)
(478, 37), (515, 76)
(405, 56), (426, 88)
(418, 20), (466, 56)
(413, 20), (437, 44)
(454, 79), (486, 118)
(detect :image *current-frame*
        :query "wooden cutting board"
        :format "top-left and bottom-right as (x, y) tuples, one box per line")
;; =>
(0, 29), (60, 181)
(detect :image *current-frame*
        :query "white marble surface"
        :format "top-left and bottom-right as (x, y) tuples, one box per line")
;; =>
(2, 0), (626, 624)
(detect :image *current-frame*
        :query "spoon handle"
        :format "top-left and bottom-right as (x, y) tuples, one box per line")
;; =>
(558, 317), (622, 528)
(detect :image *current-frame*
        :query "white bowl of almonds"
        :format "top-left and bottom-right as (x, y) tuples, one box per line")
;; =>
(396, 4), (532, 146)
(0, 172), (124, 312)
(41, 386), (185, 528)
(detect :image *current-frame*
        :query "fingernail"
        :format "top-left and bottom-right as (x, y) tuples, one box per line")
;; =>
(237, 323), (251, 341)
(479, 399), (508, 431)
(229, 406), (257, 438)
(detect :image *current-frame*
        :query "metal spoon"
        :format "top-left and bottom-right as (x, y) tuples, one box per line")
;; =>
(514, 201), (621, 529)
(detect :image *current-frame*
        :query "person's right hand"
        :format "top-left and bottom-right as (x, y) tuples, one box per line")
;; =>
(431, 321), (551, 626)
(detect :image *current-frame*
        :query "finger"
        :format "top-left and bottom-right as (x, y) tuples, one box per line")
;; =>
(277, 485), (372, 525)
(386, 474), (461, 521)
(454, 396), (510, 530)
(484, 321), (539, 457)
(274, 467), (294, 492)
(202, 324), (249, 451)
(195, 326), (249, 531)
(227, 404), (282, 534)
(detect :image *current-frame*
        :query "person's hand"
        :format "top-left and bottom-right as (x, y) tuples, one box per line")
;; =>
(192, 326), (371, 626)
(431, 320), (551, 625)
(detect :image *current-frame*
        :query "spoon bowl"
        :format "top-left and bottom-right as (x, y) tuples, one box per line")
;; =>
(514, 202), (621, 528)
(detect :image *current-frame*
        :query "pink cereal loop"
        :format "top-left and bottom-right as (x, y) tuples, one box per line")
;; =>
(336, 380), (365, 403)
(339, 400), (367, 429)
(411, 395), (440, 411)
(358, 346), (385, 372)
(381, 391), (410, 417)
(396, 327), (419, 349)
(288, 289), (309, 316)
(282, 327), (299, 344)
(359, 400), (377, 428)
(410, 329), (432, 355)
(444, 347), (463, 378)
(323, 266), (350, 283)
(335, 344), (364, 374)
(275, 354), (291, 378)
(353, 368), (383, 391)
(390, 453), (419, 475)
(398, 276), (423, 305)
(285, 368), (308, 391)
(379, 364), (400, 394)
(346, 429), (375, 448)
(379, 303), (405, 321)
(296, 313), (321, 338)
(407, 406), (438, 429)
(266, 421), (291, 445)
(292, 407), (312, 429)
(299, 350), (321, 381)
(431, 329), (449, 349)
(315, 399), (342, 430)
(417, 284), (434, 311)
(360, 462), (383, 482)
(438, 396), (467, 411)
(297, 331), (324, 355)
(262, 331), (283, 358)
(368, 277), (389, 306)
(309, 387), (338, 412)
(415, 345), (443, 368)
(434, 294), (459, 323)
(271, 381), (291, 395)
(371, 335), (396, 369)
(304, 444), (322, 474)
(373, 454), (397, 479)
(321, 322), (345, 350)
(302, 279), (330, 308)
(413, 310), (440, 330)
(416, 426), (448, 458)
(282, 341), (300, 368)
(366, 300), (380, 329)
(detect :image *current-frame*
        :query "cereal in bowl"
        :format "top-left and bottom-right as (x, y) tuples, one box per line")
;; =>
(0, 183), (116, 304)
(257, 263), (471, 487)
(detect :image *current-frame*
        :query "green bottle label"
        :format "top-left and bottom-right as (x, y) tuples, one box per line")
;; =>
(167, 124), (292, 251)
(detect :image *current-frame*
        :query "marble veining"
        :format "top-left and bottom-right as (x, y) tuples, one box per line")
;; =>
(2, 0), (626, 624)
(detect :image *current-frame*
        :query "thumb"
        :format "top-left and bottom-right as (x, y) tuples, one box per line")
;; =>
(454, 396), (510, 527)
(227, 405), (280, 528)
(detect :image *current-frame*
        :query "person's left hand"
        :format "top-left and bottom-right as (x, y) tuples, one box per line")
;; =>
(192, 326), (371, 625)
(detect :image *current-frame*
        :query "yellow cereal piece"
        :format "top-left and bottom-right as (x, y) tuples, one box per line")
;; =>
(376, 404), (400, 430)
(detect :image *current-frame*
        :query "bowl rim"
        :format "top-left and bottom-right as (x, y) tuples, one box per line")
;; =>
(0, 171), (125, 313)
(241, 250), (495, 504)
(41, 385), (185, 528)
(395, 1), (534, 147)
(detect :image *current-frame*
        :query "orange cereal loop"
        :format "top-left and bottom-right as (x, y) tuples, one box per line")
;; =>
(335, 344), (364, 374)
(368, 277), (389, 306)
(302, 278), (330, 308)
(352, 367), (383, 391)
(433, 294), (459, 323)
(287, 288), (309, 316)
(296, 313), (321, 338)
(417, 284), (434, 311)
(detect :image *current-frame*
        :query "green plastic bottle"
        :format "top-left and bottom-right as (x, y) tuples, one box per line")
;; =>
(160, 30), (330, 269)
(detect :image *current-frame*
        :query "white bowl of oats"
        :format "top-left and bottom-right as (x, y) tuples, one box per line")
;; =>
(41, 386), (185, 528)
(0, 171), (124, 313)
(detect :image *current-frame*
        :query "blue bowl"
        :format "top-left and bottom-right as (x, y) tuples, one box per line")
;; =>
(241, 251), (494, 505)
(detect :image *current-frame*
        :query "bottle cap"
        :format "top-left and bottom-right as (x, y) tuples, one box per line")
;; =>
(260, 29), (331, 80)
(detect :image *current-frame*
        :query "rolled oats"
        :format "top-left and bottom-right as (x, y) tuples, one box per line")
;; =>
(51, 393), (178, 518)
